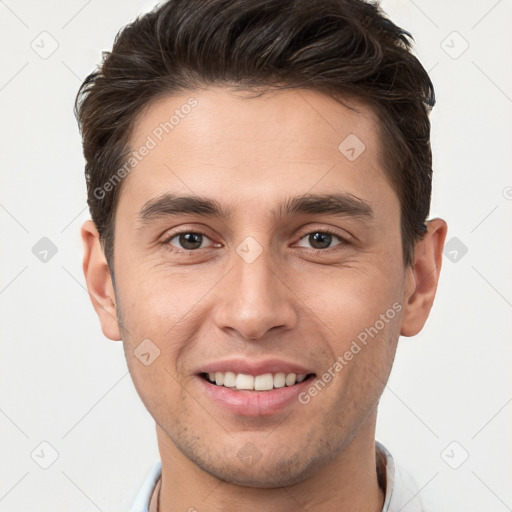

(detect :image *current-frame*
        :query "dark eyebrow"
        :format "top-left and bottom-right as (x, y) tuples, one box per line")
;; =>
(137, 192), (374, 226)
(138, 194), (231, 224)
(272, 193), (374, 219)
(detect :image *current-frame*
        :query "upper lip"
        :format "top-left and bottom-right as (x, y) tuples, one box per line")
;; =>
(197, 358), (315, 376)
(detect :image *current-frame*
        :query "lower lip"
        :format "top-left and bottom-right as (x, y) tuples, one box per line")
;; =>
(198, 375), (314, 416)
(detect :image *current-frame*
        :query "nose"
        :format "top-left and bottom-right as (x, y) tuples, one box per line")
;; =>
(212, 244), (298, 341)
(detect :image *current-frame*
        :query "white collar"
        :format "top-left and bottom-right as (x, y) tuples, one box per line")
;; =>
(377, 441), (425, 511)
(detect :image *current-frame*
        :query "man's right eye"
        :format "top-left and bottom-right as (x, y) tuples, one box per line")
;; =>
(163, 231), (215, 251)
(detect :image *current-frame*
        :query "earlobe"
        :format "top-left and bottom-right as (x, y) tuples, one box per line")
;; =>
(81, 220), (122, 341)
(400, 218), (448, 337)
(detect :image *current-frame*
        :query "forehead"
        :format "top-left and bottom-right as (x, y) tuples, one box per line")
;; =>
(120, 87), (397, 220)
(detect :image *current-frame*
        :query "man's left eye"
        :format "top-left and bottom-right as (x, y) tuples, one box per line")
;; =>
(296, 231), (344, 250)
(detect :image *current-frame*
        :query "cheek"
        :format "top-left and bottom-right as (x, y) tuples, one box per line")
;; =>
(298, 263), (404, 340)
(298, 263), (404, 405)
(115, 264), (222, 385)
(117, 272), (197, 415)
(116, 261), (208, 332)
(310, 280), (403, 420)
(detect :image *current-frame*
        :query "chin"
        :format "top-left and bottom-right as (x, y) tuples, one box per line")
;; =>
(183, 439), (333, 489)
(203, 459), (318, 488)
(163, 411), (347, 488)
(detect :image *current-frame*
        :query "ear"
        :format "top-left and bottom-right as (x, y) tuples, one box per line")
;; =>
(400, 218), (448, 337)
(81, 220), (122, 341)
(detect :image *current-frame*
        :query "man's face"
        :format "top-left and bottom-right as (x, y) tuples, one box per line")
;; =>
(111, 87), (412, 486)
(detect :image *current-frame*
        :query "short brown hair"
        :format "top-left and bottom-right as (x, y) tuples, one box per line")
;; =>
(75, 0), (435, 268)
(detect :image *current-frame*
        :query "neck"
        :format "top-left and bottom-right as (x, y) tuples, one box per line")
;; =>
(155, 410), (385, 512)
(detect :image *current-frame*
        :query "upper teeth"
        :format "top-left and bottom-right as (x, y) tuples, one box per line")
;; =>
(207, 372), (308, 391)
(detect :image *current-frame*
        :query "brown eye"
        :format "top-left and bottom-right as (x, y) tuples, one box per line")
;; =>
(296, 230), (344, 250)
(168, 232), (207, 250)
(309, 232), (333, 249)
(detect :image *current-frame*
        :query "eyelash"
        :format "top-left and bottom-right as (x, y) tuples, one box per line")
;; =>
(160, 228), (350, 253)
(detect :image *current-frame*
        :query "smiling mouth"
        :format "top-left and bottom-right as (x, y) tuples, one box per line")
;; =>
(200, 371), (316, 391)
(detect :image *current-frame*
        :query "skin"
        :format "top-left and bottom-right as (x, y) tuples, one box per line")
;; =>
(81, 87), (447, 511)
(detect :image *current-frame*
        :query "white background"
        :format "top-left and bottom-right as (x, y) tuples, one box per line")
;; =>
(0, 0), (511, 510)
